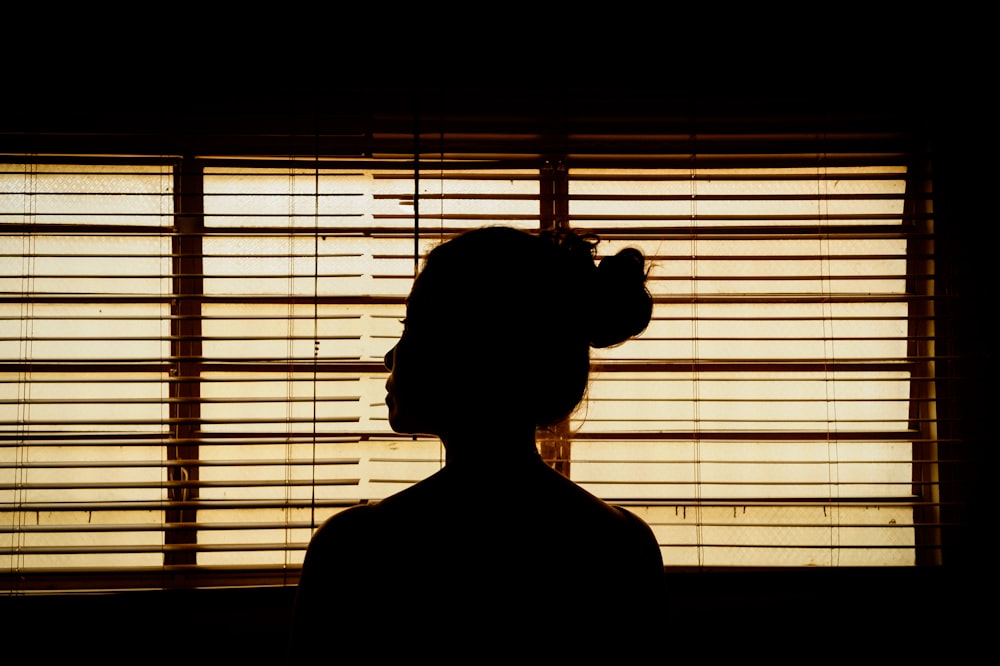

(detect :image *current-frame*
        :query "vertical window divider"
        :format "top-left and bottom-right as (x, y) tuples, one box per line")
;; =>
(906, 147), (941, 566)
(538, 157), (572, 477)
(11, 160), (37, 592)
(167, 156), (204, 572)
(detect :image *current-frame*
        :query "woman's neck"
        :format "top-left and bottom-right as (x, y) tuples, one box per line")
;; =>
(440, 424), (542, 472)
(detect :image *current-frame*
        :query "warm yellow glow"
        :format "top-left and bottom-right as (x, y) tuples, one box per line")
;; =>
(2, 163), (921, 572)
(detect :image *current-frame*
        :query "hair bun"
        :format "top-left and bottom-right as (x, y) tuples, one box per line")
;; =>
(589, 247), (652, 348)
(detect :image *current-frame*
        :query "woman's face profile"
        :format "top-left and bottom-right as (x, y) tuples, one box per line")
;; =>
(383, 269), (457, 437)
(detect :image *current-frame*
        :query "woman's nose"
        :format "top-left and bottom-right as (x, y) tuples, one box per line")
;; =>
(384, 345), (395, 371)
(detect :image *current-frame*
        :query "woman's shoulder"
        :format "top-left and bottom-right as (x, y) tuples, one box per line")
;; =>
(609, 504), (655, 534)
(317, 501), (376, 526)
(306, 503), (380, 552)
(308, 478), (441, 544)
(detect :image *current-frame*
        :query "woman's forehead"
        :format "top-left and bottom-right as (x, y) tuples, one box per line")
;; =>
(404, 272), (450, 317)
(407, 262), (465, 301)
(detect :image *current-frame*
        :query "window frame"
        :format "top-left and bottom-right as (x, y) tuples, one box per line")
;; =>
(2, 96), (952, 591)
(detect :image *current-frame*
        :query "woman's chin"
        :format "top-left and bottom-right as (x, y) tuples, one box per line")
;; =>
(388, 413), (441, 439)
(387, 410), (416, 436)
(385, 397), (407, 433)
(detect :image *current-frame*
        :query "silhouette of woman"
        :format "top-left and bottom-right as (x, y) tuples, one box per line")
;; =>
(288, 226), (665, 659)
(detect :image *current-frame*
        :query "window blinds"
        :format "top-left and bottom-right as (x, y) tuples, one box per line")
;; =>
(565, 165), (928, 568)
(1, 98), (943, 592)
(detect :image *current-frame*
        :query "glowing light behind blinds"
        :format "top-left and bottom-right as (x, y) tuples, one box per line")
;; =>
(569, 167), (915, 566)
(1, 164), (172, 573)
(2, 159), (927, 590)
(192, 166), (540, 568)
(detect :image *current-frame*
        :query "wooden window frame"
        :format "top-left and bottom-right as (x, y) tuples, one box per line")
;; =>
(2, 93), (960, 591)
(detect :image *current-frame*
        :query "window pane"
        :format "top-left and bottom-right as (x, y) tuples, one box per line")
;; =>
(1, 163), (171, 571)
(1, 156), (932, 586)
(568, 166), (915, 566)
(192, 165), (542, 567)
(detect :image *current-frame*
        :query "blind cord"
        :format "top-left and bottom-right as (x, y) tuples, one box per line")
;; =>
(12, 161), (37, 593)
(284, 164), (296, 576)
(689, 139), (704, 569)
(818, 137), (841, 566)
(311, 155), (320, 535)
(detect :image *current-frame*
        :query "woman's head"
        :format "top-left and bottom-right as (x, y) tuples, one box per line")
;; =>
(384, 226), (652, 438)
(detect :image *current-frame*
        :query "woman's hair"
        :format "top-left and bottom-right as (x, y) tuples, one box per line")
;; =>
(417, 226), (652, 427)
